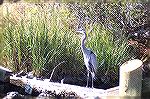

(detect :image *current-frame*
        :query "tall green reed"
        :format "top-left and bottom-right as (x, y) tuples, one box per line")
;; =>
(2, 4), (130, 85)
(3, 4), (84, 80)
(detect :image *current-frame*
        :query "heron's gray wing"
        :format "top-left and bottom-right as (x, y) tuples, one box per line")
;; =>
(89, 51), (97, 73)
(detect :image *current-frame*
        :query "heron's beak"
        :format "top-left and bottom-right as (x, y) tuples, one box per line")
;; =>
(76, 30), (81, 35)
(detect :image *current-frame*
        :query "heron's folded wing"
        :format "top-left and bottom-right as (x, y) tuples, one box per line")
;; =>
(89, 52), (97, 73)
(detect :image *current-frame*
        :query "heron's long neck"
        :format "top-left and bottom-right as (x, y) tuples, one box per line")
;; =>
(81, 32), (86, 50)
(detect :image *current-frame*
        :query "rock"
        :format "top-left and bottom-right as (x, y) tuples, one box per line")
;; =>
(10, 76), (105, 99)
(26, 72), (34, 79)
(16, 70), (27, 77)
(3, 92), (24, 99)
(25, 82), (32, 95)
(36, 92), (51, 99)
(0, 66), (12, 82)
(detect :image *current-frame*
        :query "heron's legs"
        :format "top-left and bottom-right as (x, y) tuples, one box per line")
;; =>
(91, 72), (95, 88)
(86, 70), (89, 87)
(91, 77), (93, 88)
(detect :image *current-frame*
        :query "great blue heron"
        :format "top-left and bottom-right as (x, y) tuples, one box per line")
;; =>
(77, 28), (97, 88)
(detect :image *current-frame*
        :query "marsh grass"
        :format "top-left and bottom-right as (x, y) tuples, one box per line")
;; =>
(2, 3), (130, 86)
(2, 4), (84, 79)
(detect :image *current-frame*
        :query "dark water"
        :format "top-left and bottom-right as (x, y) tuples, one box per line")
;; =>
(0, 81), (39, 98)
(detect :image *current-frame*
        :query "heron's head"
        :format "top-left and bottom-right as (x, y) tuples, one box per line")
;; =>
(76, 28), (85, 35)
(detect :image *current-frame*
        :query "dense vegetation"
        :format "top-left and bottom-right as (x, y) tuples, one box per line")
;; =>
(1, 2), (150, 89)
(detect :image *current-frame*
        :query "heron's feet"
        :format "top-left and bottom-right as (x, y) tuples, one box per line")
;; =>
(86, 83), (88, 87)
(91, 86), (94, 89)
(86, 80), (89, 88)
(86, 86), (94, 88)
